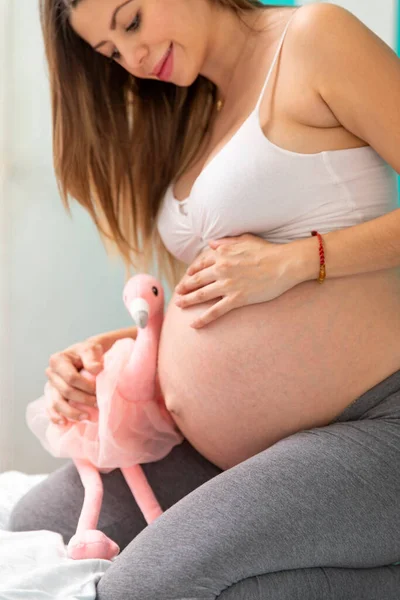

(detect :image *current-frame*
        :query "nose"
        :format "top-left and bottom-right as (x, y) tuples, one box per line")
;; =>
(120, 41), (149, 73)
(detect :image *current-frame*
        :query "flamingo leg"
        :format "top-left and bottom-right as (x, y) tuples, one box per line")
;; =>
(67, 458), (120, 560)
(121, 464), (163, 524)
(74, 458), (104, 533)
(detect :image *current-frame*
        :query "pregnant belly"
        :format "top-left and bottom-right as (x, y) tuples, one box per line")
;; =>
(158, 269), (400, 470)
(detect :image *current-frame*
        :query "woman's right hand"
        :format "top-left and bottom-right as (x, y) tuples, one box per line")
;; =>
(45, 336), (106, 425)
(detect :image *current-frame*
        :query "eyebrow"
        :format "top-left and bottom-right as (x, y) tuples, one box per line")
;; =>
(93, 0), (135, 50)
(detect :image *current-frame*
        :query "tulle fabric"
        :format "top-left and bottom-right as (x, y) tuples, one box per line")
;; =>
(26, 338), (183, 473)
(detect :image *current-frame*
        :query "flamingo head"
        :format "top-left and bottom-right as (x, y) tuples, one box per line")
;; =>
(123, 274), (165, 329)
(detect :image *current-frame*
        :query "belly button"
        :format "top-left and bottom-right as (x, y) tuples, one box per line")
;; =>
(164, 393), (182, 416)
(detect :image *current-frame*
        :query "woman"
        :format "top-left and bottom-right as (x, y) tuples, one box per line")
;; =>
(10, 0), (400, 597)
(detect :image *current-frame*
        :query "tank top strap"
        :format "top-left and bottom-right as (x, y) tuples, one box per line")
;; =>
(254, 8), (299, 112)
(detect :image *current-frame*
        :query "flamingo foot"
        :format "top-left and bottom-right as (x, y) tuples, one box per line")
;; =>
(67, 529), (120, 560)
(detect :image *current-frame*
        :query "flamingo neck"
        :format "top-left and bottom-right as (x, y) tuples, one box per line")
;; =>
(118, 311), (163, 402)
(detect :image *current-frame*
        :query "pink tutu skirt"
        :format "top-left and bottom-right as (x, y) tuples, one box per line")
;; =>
(26, 338), (183, 472)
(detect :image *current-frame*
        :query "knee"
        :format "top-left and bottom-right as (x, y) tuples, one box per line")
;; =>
(8, 464), (79, 544)
(96, 513), (220, 600)
(8, 480), (61, 537)
(8, 482), (75, 542)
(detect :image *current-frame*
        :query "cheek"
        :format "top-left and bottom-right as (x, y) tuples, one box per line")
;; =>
(169, 44), (199, 87)
(147, 2), (204, 83)
(148, 0), (178, 39)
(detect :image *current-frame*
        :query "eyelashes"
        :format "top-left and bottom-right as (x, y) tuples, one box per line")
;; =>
(108, 11), (142, 62)
(126, 10), (142, 35)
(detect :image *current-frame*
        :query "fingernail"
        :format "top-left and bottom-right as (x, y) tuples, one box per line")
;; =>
(79, 414), (89, 421)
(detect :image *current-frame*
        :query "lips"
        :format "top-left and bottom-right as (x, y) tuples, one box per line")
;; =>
(152, 44), (172, 77)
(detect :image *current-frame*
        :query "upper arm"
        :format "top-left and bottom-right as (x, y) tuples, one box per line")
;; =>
(293, 3), (400, 174)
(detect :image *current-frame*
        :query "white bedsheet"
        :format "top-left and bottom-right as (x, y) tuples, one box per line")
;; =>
(0, 471), (112, 600)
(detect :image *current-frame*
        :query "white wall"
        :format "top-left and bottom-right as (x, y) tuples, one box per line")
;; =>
(0, 0), (13, 474)
(1, 1), (133, 474)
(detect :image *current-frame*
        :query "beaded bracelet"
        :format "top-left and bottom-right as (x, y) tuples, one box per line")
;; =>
(311, 230), (326, 284)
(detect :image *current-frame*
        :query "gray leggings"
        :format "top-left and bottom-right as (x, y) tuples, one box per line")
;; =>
(9, 369), (400, 599)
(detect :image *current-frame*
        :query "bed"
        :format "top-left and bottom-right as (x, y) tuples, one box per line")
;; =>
(0, 470), (112, 599)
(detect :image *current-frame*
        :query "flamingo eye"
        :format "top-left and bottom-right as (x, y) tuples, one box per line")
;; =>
(152, 286), (158, 296)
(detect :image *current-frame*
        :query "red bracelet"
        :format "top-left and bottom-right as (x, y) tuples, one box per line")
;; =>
(311, 231), (326, 284)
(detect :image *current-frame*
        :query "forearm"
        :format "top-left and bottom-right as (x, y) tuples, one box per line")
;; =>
(89, 326), (138, 352)
(290, 208), (400, 284)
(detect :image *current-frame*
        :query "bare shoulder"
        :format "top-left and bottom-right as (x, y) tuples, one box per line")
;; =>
(287, 2), (374, 77)
(286, 2), (400, 173)
(261, 4), (354, 131)
(272, 4), (358, 130)
(289, 2), (366, 41)
(287, 1), (398, 89)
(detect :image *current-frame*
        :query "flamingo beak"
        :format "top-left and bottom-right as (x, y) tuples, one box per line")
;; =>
(129, 298), (150, 329)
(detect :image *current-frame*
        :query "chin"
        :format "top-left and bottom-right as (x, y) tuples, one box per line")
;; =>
(173, 72), (197, 87)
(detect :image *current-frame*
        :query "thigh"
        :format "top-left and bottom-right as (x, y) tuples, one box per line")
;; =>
(218, 565), (400, 600)
(8, 439), (222, 550)
(96, 417), (400, 600)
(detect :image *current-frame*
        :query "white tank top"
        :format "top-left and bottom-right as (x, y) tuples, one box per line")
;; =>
(157, 10), (398, 265)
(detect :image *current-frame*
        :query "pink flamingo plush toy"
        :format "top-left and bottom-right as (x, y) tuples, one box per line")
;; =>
(26, 274), (184, 561)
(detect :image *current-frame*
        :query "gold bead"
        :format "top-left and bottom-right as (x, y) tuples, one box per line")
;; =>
(216, 99), (223, 112)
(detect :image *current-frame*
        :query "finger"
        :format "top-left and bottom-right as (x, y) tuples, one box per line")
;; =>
(46, 369), (97, 408)
(175, 267), (216, 296)
(80, 342), (104, 375)
(175, 282), (222, 308)
(47, 358), (97, 396)
(190, 296), (235, 329)
(46, 405), (67, 426)
(208, 237), (238, 249)
(50, 349), (83, 372)
(47, 383), (88, 422)
(180, 256), (216, 281)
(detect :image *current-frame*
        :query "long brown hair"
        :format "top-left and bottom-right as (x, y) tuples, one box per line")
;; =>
(40, 0), (272, 287)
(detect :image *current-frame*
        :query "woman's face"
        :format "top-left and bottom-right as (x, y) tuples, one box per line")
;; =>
(69, 0), (211, 85)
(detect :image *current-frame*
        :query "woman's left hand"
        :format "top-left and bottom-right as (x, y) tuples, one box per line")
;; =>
(174, 233), (302, 328)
